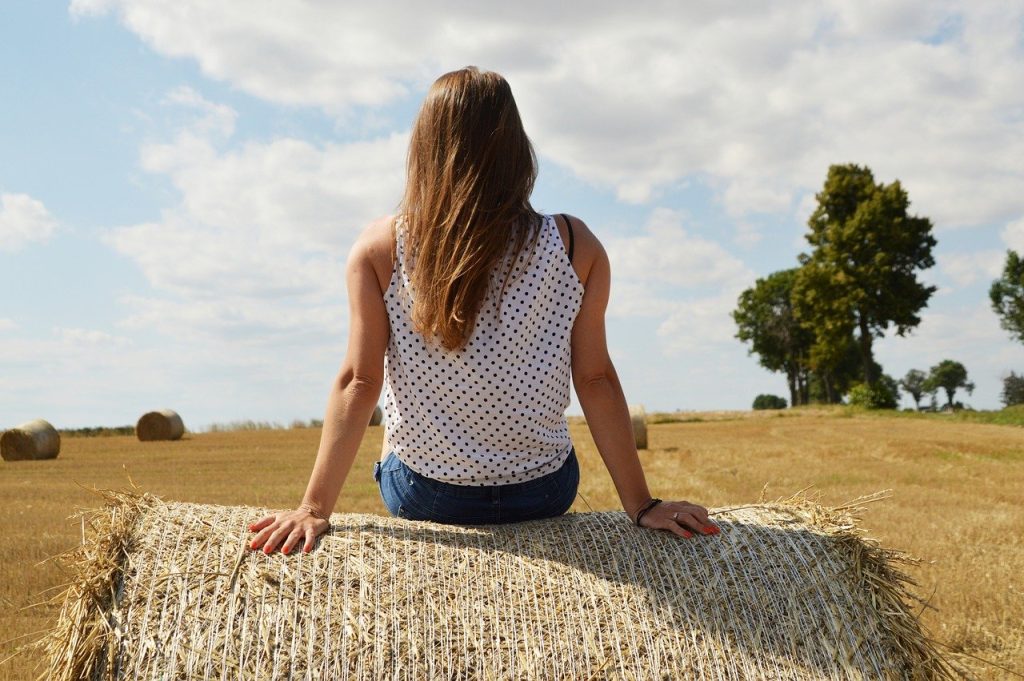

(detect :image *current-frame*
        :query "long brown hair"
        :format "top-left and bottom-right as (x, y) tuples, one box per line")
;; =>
(398, 66), (542, 350)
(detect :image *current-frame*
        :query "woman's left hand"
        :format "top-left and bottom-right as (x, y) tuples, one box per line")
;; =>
(248, 509), (330, 555)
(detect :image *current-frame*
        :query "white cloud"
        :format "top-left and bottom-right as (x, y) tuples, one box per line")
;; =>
(0, 317), (341, 428)
(0, 318), (18, 331)
(68, 0), (116, 16)
(69, 2), (1024, 229)
(1002, 217), (1024, 252)
(607, 208), (753, 292)
(101, 87), (406, 343)
(794, 193), (818, 224)
(54, 327), (133, 347)
(604, 207), (755, 357)
(732, 221), (764, 249)
(606, 280), (676, 319)
(937, 249), (1004, 286)
(0, 326), (172, 427)
(161, 85), (237, 137)
(0, 192), (58, 252)
(874, 303), (1024, 407)
(656, 290), (748, 356)
(113, 294), (345, 345)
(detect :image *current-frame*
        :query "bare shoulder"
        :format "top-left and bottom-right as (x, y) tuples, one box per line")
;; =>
(349, 215), (396, 292)
(556, 213), (607, 287)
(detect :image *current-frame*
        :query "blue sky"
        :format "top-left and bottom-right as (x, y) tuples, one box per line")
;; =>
(2, 2), (1024, 430)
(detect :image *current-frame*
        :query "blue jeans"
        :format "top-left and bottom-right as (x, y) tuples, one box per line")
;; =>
(373, 448), (579, 525)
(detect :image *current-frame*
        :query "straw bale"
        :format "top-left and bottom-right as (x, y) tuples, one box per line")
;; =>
(135, 409), (185, 442)
(40, 491), (959, 680)
(629, 404), (648, 449)
(1, 418), (60, 461)
(369, 404), (383, 426)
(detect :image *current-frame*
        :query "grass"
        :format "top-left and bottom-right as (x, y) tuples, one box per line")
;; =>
(1, 411), (1022, 679)
(849, 403), (1024, 428)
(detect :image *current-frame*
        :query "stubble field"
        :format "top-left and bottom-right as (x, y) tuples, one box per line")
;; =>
(1, 409), (1022, 679)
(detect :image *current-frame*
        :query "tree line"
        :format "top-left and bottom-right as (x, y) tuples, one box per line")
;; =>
(734, 163), (1024, 411)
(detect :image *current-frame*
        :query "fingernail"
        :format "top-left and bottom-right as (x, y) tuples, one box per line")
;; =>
(683, 531), (693, 538)
(282, 547), (289, 555)
(702, 527), (715, 535)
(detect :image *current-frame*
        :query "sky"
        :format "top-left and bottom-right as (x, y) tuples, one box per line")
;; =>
(2, 2), (1024, 430)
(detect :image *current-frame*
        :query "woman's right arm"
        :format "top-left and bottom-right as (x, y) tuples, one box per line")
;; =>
(566, 216), (719, 538)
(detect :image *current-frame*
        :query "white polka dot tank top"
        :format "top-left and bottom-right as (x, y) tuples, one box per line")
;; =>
(382, 213), (585, 486)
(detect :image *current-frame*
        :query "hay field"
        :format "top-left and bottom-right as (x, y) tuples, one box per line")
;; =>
(1, 410), (1022, 679)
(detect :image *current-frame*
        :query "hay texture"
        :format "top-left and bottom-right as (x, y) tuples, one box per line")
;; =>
(1, 418), (60, 461)
(41, 491), (958, 680)
(135, 410), (185, 442)
(369, 404), (383, 426)
(629, 404), (648, 450)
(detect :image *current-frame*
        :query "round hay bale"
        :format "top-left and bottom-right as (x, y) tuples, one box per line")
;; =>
(629, 404), (648, 449)
(369, 404), (383, 426)
(42, 492), (957, 680)
(135, 409), (185, 442)
(1, 419), (60, 461)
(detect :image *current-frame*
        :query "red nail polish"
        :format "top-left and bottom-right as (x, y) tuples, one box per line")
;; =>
(683, 531), (693, 538)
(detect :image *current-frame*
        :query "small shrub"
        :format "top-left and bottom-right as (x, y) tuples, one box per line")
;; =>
(59, 425), (135, 437)
(752, 394), (787, 410)
(847, 381), (898, 410)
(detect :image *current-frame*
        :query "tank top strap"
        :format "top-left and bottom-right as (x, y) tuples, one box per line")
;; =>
(392, 215), (406, 261)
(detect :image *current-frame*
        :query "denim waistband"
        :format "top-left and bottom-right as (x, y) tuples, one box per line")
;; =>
(376, 447), (577, 499)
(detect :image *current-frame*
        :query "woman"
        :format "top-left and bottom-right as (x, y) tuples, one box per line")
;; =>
(249, 66), (719, 555)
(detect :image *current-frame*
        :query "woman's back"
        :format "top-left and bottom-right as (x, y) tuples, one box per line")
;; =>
(383, 214), (584, 486)
(246, 66), (716, 553)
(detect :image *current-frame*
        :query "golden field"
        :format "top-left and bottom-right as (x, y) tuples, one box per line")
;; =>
(1, 409), (1022, 679)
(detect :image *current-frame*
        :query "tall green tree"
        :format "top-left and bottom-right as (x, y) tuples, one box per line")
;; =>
(1002, 371), (1024, 407)
(898, 368), (929, 410)
(989, 249), (1024, 343)
(733, 268), (814, 407)
(925, 360), (975, 409)
(792, 164), (937, 388)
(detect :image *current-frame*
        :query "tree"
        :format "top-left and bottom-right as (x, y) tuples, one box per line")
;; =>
(989, 249), (1024, 344)
(879, 373), (901, 408)
(1002, 372), (1024, 407)
(753, 394), (788, 410)
(925, 360), (975, 410)
(806, 333), (879, 404)
(733, 268), (815, 407)
(899, 369), (929, 410)
(792, 164), (937, 388)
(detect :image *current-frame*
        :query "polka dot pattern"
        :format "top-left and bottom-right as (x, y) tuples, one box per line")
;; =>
(382, 214), (585, 486)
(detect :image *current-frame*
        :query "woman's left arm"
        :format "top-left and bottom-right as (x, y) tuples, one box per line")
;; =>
(248, 219), (392, 554)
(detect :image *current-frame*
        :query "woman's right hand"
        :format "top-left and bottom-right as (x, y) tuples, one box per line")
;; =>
(637, 500), (720, 539)
(248, 509), (330, 555)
